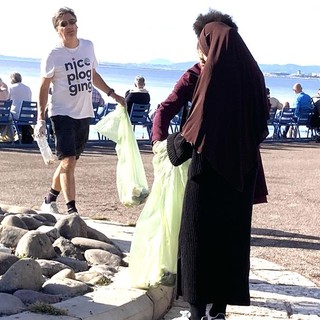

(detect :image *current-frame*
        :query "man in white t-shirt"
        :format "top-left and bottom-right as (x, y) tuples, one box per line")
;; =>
(34, 7), (126, 215)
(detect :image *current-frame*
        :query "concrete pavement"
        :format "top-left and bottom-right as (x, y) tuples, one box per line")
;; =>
(3, 217), (319, 320)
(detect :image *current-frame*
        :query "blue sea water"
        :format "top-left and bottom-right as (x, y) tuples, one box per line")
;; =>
(1, 56), (320, 139)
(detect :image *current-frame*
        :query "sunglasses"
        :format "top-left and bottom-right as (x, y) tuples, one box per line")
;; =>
(59, 18), (77, 28)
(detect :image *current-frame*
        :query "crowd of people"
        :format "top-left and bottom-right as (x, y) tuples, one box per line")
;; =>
(266, 84), (318, 139)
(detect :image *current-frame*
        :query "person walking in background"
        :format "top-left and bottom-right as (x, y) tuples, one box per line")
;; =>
(152, 9), (238, 145)
(125, 75), (150, 115)
(8, 72), (33, 144)
(168, 22), (269, 320)
(281, 83), (312, 138)
(34, 7), (125, 215)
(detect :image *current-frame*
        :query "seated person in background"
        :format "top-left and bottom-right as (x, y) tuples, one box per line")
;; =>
(0, 77), (9, 100)
(125, 75), (150, 115)
(267, 87), (283, 110)
(0, 77), (14, 143)
(282, 83), (312, 138)
(309, 88), (320, 138)
(8, 72), (33, 144)
(92, 86), (105, 117)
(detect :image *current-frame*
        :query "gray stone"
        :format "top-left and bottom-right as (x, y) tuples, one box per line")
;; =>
(0, 292), (26, 316)
(17, 214), (43, 230)
(51, 268), (75, 280)
(54, 213), (88, 239)
(53, 237), (84, 260)
(1, 215), (29, 230)
(13, 289), (62, 305)
(84, 249), (122, 267)
(36, 259), (72, 277)
(0, 258), (45, 293)
(54, 256), (89, 272)
(0, 252), (19, 275)
(72, 237), (123, 257)
(42, 278), (93, 298)
(15, 230), (56, 259)
(0, 225), (28, 248)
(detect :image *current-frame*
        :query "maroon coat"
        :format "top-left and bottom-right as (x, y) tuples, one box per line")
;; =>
(151, 63), (201, 143)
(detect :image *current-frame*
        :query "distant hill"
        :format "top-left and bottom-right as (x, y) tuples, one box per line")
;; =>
(1, 55), (320, 74)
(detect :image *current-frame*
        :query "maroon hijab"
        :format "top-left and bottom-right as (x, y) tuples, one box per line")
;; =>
(182, 22), (269, 191)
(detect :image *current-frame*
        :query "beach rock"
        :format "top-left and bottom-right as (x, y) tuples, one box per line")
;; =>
(72, 237), (123, 257)
(0, 204), (127, 318)
(53, 236), (84, 260)
(0, 292), (26, 316)
(15, 230), (56, 259)
(36, 259), (73, 277)
(0, 258), (45, 293)
(13, 289), (63, 305)
(55, 213), (88, 239)
(51, 268), (76, 280)
(84, 248), (122, 267)
(42, 278), (93, 298)
(0, 252), (19, 275)
(1, 214), (28, 229)
(16, 214), (44, 229)
(0, 225), (28, 248)
(54, 256), (89, 272)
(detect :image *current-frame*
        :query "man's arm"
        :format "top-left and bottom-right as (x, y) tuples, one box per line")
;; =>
(92, 69), (125, 106)
(38, 77), (52, 121)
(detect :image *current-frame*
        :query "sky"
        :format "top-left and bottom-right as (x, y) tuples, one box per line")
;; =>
(1, 0), (319, 66)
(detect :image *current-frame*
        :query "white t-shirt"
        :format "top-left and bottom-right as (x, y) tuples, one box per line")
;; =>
(41, 38), (96, 119)
(8, 83), (32, 120)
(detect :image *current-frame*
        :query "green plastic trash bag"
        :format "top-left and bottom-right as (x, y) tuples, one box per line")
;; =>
(95, 104), (149, 207)
(129, 139), (190, 289)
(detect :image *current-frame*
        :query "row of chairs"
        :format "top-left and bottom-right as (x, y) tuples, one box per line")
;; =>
(1, 100), (183, 144)
(91, 102), (153, 142)
(268, 107), (315, 139)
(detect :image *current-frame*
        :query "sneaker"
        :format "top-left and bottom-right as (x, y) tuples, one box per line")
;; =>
(172, 310), (191, 320)
(41, 200), (60, 214)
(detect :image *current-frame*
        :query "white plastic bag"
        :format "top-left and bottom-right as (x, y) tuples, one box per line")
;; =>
(129, 140), (190, 289)
(95, 105), (149, 207)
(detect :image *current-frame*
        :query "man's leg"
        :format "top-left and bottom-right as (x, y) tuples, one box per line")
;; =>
(58, 156), (78, 213)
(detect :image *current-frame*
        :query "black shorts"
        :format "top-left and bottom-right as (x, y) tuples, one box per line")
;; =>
(50, 115), (90, 160)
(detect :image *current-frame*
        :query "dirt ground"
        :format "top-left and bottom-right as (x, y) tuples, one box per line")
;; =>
(0, 140), (319, 287)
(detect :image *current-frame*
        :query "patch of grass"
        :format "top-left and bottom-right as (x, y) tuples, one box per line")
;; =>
(28, 302), (68, 316)
(95, 276), (112, 286)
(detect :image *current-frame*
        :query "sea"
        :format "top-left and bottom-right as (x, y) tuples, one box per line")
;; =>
(1, 56), (320, 139)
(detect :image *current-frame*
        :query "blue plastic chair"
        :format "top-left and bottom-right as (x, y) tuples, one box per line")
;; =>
(129, 103), (152, 141)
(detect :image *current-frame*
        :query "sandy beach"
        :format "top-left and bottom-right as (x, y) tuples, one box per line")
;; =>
(0, 140), (319, 288)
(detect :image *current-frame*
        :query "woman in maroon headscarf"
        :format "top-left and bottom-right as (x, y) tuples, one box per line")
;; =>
(167, 22), (269, 320)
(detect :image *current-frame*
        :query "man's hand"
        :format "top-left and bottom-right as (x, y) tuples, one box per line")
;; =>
(34, 120), (47, 138)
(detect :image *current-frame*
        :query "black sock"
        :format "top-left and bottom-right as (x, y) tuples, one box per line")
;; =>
(209, 302), (227, 317)
(66, 200), (77, 214)
(46, 188), (60, 203)
(190, 303), (206, 320)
